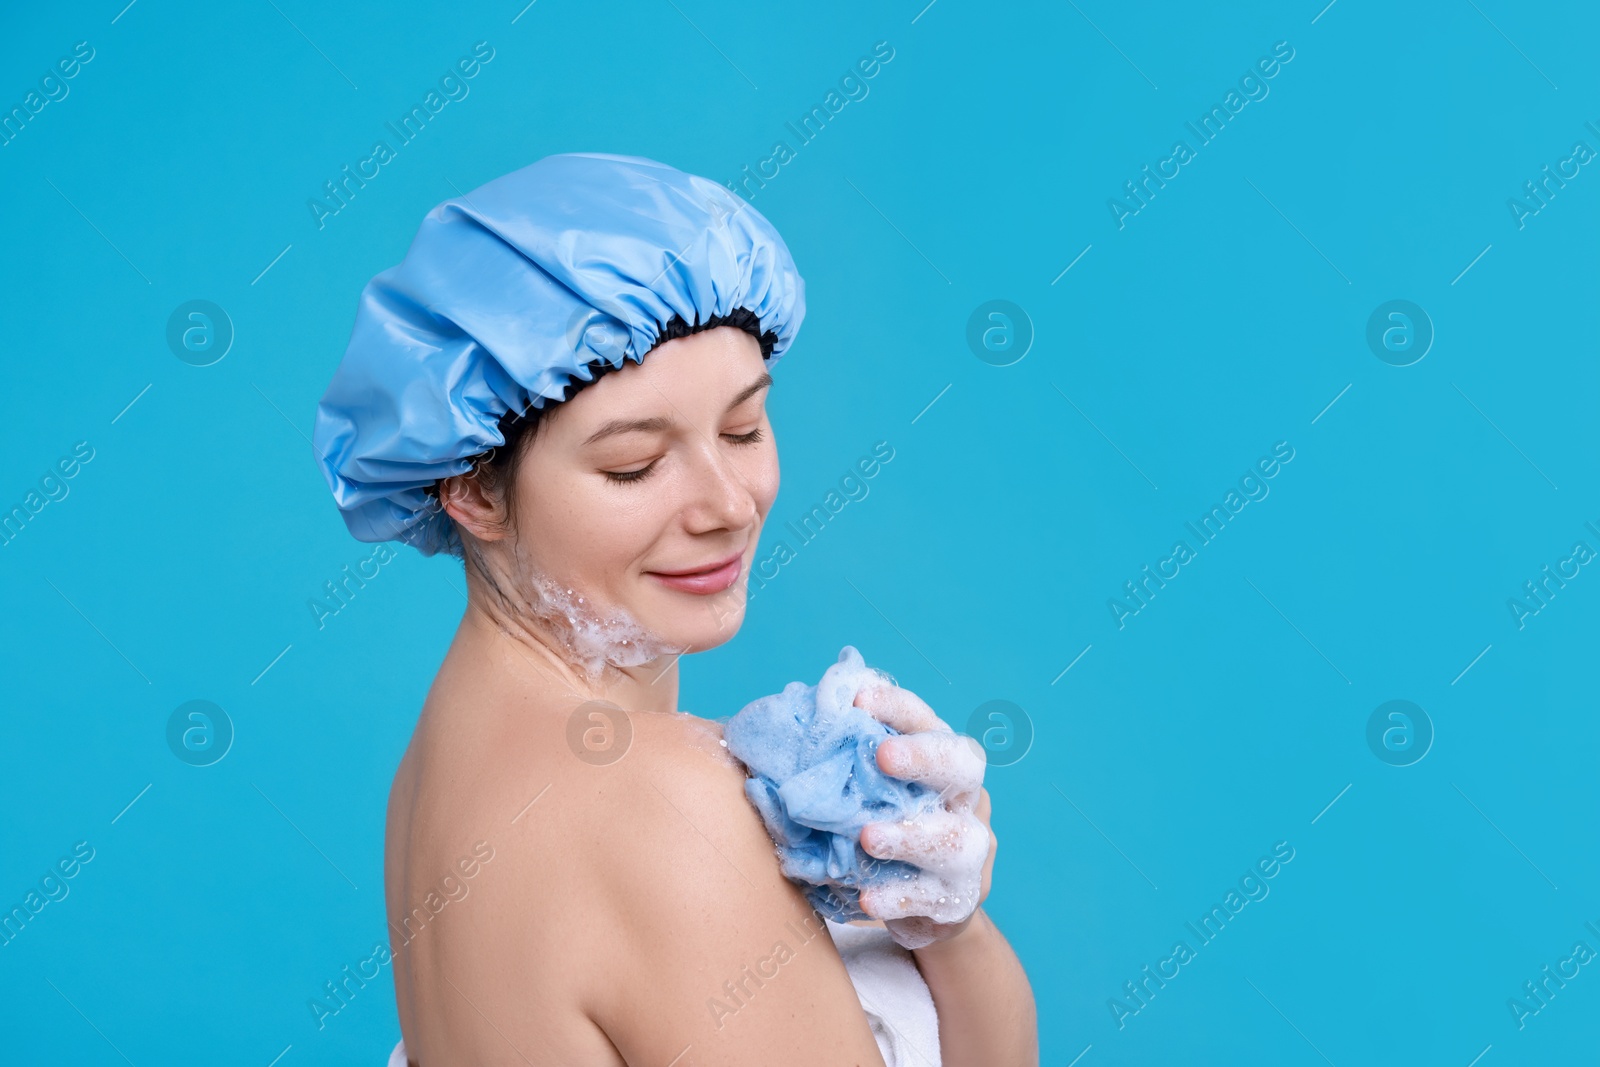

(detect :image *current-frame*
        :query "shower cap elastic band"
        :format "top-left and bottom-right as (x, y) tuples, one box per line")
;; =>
(311, 152), (807, 557)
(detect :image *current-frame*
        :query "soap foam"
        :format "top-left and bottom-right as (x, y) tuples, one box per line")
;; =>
(723, 646), (988, 947)
(481, 540), (679, 677)
(520, 570), (678, 676)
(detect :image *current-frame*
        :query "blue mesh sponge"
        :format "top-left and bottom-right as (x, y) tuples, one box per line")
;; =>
(723, 646), (942, 921)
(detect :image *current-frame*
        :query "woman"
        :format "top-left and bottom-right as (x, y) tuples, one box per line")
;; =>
(314, 153), (1038, 1065)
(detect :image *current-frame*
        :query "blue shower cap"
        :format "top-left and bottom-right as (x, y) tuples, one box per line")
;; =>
(311, 152), (806, 557)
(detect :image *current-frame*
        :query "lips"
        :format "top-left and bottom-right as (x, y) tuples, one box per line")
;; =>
(646, 551), (744, 595)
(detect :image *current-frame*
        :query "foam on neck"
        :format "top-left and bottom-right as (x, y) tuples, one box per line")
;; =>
(520, 569), (678, 677)
(483, 541), (676, 678)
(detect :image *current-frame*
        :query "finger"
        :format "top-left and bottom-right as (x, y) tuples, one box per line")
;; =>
(860, 876), (979, 924)
(877, 732), (986, 802)
(974, 787), (991, 822)
(980, 827), (996, 903)
(882, 915), (942, 951)
(861, 810), (989, 875)
(853, 682), (947, 735)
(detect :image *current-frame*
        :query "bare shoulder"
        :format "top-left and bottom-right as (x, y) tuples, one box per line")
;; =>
(382, 684), (646, 1064)
(577, 710), (888, 1066)
(390, 696), (885, 1066)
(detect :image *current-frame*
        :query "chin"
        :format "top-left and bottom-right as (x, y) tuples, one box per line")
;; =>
(644, 587), (748, 654)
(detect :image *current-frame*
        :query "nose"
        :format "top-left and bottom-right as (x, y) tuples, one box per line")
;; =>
(682, 437), (759, 534)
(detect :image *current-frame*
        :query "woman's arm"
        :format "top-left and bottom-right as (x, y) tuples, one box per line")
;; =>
(850, 685), (1040, 1065)
(912, 907), (1039, 1067)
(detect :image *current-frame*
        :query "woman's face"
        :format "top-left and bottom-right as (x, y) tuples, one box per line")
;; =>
(496, 325), (779, 661)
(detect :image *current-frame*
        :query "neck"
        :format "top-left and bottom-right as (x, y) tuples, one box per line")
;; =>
(457, 555), (684, 716)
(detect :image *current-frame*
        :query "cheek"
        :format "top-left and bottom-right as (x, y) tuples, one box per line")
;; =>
(531, 484), (654, 569)
(508, 470), (622, 572)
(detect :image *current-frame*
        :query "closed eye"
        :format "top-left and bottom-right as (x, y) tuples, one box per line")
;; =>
(602, 463), (657, 484)
(602, 427), (766, 485)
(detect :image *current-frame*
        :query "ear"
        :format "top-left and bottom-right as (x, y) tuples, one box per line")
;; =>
(437, 469), (509, 543)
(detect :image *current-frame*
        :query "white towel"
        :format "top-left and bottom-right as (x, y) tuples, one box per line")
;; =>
(382, 921), (941, 1066)
(826, 918), (943, 1067)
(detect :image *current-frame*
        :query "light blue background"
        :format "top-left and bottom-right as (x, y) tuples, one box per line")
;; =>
(2, 1), (1596, 1064)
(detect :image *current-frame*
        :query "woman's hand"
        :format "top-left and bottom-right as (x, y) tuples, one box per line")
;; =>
(851, 681), (996, 951)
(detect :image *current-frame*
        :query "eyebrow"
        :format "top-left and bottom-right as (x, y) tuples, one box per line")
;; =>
(581, 372), (773, 446)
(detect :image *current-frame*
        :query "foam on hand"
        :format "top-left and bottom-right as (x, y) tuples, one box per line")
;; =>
(723, 646), (962, 929)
